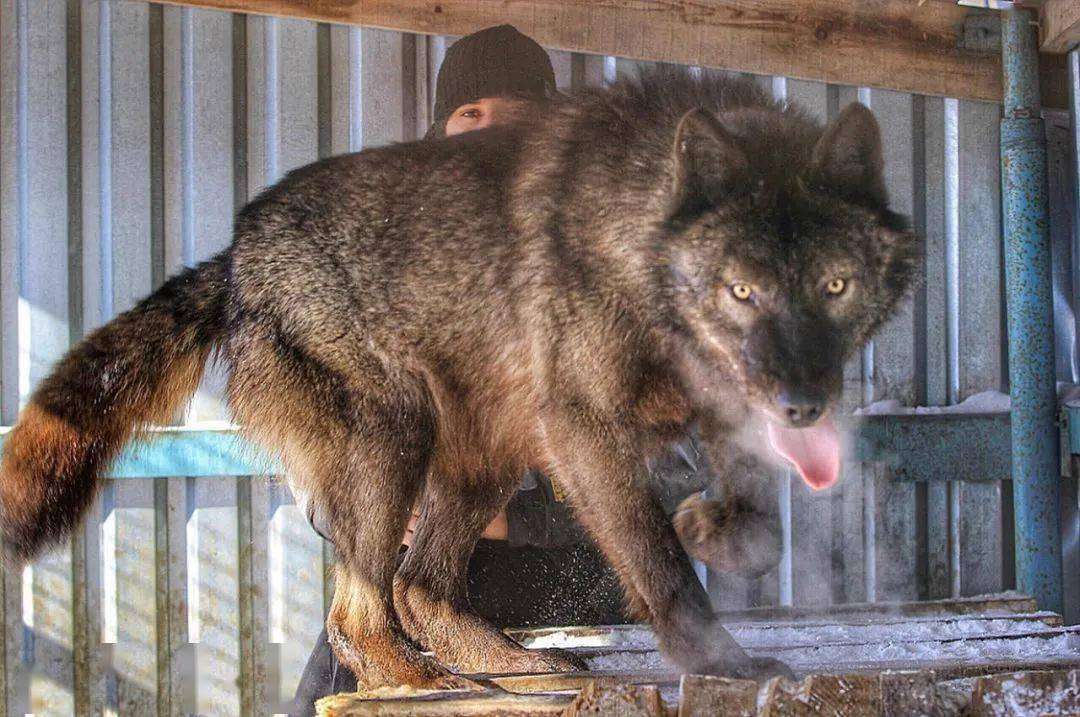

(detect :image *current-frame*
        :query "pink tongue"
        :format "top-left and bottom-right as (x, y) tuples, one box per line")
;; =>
(767, 417), (841, 490)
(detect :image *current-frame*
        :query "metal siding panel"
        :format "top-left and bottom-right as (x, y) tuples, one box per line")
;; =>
(361, 28), (413, 147)
(328, 24), (356, 154)
(958, 100), (1005, 597)
(159, 8), (241, 712)
(869, 88), (920, 603)
(107, 5), (159, 712)
(113, 480), (160, 714)
(831, 85), (870, 606)
(164, 476), (190, 717)
(548, 49), (573, 89)
(20, 1), (76, 714)
(1047, 110), (1078, 383)
(188, 478), (242, 715)
(75, 3), (108, 713)
(783, 79), (837, 607)
(921, 96), (951, 600)
(264, 18), (323, 709)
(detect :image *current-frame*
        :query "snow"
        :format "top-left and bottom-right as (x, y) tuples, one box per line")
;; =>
(855, 382), (1080, 415)
(522, 618), (1080, 674)
(855, 390), (1011, 416)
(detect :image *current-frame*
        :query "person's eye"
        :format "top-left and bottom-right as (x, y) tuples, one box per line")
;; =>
(460, 108), (482, 119)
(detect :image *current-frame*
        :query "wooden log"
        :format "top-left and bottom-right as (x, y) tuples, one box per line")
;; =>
(968, 669), (1080, 717)
(142, 0), (1068, 109)
(879, 671), (947, 717)
(315, 688), (574, 716)
(1040, 0), (1080, 54)
(489, 670), (680, 696)
(677, 675), (757, 717)
(708, 593), (1040, 623)
(758, 674), (880, 716)
(563, 681), (667, 717)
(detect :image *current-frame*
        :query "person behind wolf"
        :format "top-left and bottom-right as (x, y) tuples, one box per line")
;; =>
(290, 24), (714, 715)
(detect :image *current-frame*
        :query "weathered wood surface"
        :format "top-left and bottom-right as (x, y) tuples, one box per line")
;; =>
(678, 675), (757, 717)
(320, 604), (1080, 716)
(320, 668), (1080, 716)
(564, 682), (666, 716)
(969, 669), (1080, 717)
(1041, 0), (1080, 54)
(143, 0), (1068, 108)
(759, 674), (881, 716)
(316, 688), (574, 716)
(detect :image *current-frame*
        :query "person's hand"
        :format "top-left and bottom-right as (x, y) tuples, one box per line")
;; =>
(402, 507), (508, 545)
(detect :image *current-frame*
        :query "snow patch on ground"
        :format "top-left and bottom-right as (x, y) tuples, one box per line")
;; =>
(526, 619), (1080, 674)
(855, 390), (1011, 416)
(854, 382), (1080, 415)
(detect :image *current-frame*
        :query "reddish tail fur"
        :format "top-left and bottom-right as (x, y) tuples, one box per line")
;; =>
(0, 254), (229, 564)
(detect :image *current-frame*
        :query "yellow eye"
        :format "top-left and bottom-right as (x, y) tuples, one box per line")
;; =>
(731, 283), (754, 301)
(825, 278), (847, 296)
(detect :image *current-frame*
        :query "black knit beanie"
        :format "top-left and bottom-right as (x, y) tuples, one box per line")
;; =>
(432, 25), (556, 129)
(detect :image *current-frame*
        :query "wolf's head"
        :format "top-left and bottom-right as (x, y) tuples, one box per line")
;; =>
(660, 102), (920, 485)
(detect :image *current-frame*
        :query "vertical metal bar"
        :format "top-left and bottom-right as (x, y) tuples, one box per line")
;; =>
(1070, 50), (1080, 361)
(1066, 47), (1080, 627)
(778, 470), (793, 606)
(98, 0), (112, 321)
(943, 96), (963, 598)
(349, 28), (362, 151)
(264, 16), (279, 183)
(1001, 7), (1064, 614)
(770, 76), (794, 607)
(857, 86), (879, 604)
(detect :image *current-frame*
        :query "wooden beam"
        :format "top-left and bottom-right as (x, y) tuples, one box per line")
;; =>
(1040, 0), (1080, 53)
(145, 0), (1068, 109)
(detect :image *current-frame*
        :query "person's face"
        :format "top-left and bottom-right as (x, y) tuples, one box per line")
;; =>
(444, 96), (531, 136)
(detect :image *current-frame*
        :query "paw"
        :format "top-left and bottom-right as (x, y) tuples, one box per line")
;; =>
(673, 495), (781, 578)
(700, 656), (794, 682)
(531, 647), (589, 673)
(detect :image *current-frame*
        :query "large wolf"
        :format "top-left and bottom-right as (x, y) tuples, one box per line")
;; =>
(0, 70), (918, 688)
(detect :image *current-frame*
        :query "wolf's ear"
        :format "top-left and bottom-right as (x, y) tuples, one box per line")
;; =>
(668, 108), (748, 221)
(810, 103), (886, 207)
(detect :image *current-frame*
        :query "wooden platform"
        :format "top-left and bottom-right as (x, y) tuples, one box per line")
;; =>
(318, 593), (1080, 716)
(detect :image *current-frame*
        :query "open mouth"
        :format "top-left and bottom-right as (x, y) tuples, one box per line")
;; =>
(766, 415), (841, 490)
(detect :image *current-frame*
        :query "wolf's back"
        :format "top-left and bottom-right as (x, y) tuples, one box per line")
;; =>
(0, 253), (229, 563)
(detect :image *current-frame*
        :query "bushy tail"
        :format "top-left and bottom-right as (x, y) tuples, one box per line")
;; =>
(0, 252), (230, 563)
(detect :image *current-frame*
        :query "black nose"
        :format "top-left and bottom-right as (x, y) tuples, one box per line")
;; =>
(777, 392), (823, 427)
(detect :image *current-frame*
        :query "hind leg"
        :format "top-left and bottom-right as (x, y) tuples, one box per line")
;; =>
(228, 336), (471, 691)
(394, 478), (587, 675)
(322, 433), (476, 691)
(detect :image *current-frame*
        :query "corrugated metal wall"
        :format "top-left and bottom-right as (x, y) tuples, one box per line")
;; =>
(0, 1), (1076, 715)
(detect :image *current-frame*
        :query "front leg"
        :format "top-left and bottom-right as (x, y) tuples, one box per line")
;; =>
(543, 410), (788, 680)
(675, 420), (783, 579)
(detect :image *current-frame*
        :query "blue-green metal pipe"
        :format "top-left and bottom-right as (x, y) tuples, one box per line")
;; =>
(1000, 7), (1063, 614)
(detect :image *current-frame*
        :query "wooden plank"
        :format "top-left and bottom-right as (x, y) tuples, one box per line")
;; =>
(142, 0), (1068, 108)
(1041, 0), (1080, 54)
(317, 689), (574, 717)
(564, 682), (666, 716)
(879, 670), (947, 717)
(489, 670), (680, 695)
(677, 675), (756, 717)
(759, 674), (880, 716)
(969, 669), (1080, 716)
